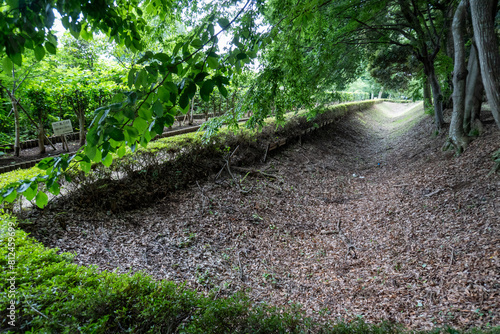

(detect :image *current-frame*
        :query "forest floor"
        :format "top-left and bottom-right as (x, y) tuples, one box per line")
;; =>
(22, 102), (499, 330)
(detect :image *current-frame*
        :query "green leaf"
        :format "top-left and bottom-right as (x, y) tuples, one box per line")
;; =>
(164, 82), (178, 94)
(37, 157), (54, 170)
(49, 182), (60, 196)
(152, 119), (164, 136)
(136, 69), (148, 89)
(200, 80), (215, 102)
(108, 127), (125, 141)
(102, 154), (113, 167)
(179, 92), (190, 110)
(34, 45), (46, 61)
(80, 161), (92, 173)
(153, 52), (170, 63)
(125, 126), (139, 140)
(133, 117), (148, 133)
(157, 86), (170, 101)
(219, 85), (228, 98)
(208, 23), (215, 36)
(173, 42), (183, 56)
(87, 129), (100, 146)
(128, 68), (137, 89)
(2, 188), (17, 203)
(92, 148), (102, 163)
(138, 106), (153, 121)
(2, 57), (13, 73)
(194, 72), (209, 83)
(184, 82), (196, 99)
(191, 39), (203, 49)
(85, 144), (97, 160)
(117, 146), (126, 158)
(24, 184), (37, 201)
(45, 42), (57, 55)
(35, 191), (48, 208)
(207, 57), (218, 69)
(11, 52), (22, 67)
(218, 18), (230, 29)
(153, 100), (163, 117)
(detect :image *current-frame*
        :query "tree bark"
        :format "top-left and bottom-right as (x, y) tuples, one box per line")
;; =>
(38, 118), (46, 154)
(377, 86), (384, 99)
(189, 97), (195, 125)
(425, 62), (445, 130)
(470, 0), (500, 129)
(449, 0), (469, 153)
(12, 98), (20, 157)
(423, 75), (433, 110)
(463, 43), (484, 134)
(78, 113), (86, 146)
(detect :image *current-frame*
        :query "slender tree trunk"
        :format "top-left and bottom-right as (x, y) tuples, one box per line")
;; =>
(189, 97), (194, 125)
(449, 0), (469, 153)
(470, 0), (500, 129)
(426, 62), (445, 129)
(464, 44), (484, 134)
(12, 98), (20, 157)
(423, 76), (433, 110)
(378, 87), (384, 99)
(78, 112), (86, 146)
(38, 118), (46, 154)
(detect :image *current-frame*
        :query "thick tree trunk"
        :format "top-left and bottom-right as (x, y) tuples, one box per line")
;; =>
(449, 0), (469, 153)
(38, 119), (46, 154)
(464, 44), (484, 134)
(78, 112), (86, 146)
(423, 76), (433, 110)
(470, 0), (500, 129)
(426, 64), (445, 129)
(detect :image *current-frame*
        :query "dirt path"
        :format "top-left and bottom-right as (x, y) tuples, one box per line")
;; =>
(24, 102), (499, 330)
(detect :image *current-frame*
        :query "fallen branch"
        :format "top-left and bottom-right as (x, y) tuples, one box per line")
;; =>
(336, 219), (357, 259)
(424, 188), (445, 197)
(232, 166), (278, 179)
(216, 146), (253, 193)
(196, 181), (211, 214)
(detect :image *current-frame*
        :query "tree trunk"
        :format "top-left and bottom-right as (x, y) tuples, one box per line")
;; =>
(423, 76), (433, 110)
(426, 63), (445, 130)
(463, 43), (484, 134)
(377, 87), (384, 99)
(38, 118), (46, 154)
(470, 0), (500, 129)
(12, 99), (20, 157)
(78, 112), (86, 146)
(449, 0), (469, 153)
(189, 97), (194, 125)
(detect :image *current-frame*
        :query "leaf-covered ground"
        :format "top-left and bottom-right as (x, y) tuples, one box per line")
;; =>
(24, 102), (499, 330)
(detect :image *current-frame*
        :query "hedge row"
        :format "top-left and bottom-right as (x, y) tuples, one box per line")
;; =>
(0, 100), (379, 193)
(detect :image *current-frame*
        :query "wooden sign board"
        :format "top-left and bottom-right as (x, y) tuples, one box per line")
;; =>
(52, 120), (73, 136)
